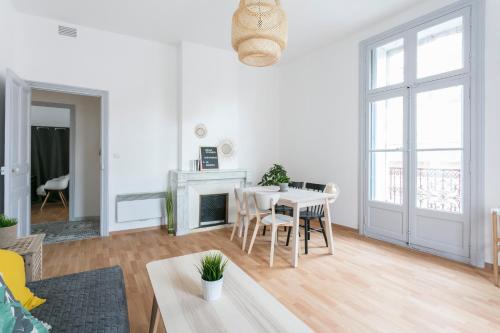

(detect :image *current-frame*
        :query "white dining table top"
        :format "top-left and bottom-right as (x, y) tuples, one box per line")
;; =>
(146, 251), (313, 333)
(243, 186), (335, 204)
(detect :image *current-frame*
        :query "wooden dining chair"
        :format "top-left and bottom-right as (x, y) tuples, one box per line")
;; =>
(285, 182), (329, 254)
(230, 188), (269, 251)
(274, 181), (304, 216)
(492, 209), (500, 287)
(247, 192), (294, 267)
(264, 181), (304, 236)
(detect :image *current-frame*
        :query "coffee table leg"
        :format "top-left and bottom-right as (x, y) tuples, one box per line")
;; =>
(292, 203), (300, 267)
(323, 198), (334, 255)
(149, 295), (161, 333)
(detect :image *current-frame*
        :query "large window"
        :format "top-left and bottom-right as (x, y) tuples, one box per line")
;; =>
(360, 3), (482, 263)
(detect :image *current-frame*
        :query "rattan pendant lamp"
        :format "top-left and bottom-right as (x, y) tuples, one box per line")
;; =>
(232, 0), (288, 67)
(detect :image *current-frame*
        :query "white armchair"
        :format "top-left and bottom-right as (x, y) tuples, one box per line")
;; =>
(38, 174), (70, 211)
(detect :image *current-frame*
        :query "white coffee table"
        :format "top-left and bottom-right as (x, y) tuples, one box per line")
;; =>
(146, 251), (313, 333)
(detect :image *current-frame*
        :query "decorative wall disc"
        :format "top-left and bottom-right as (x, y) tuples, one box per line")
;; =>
(194, 124), (207, 138)
(218, 139), (235, 158)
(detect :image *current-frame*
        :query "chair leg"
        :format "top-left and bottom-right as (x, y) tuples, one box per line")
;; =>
(262, 225), (267, 236)
(242, 216), (250, 251)
(60, 192), (68, 207)
(58, 191), (67, 208)
(247, 220), (261, 255)
(270, 225), (278, 267)
(40, 191), (51, 211)
(230, 214), (240, 241)
(304, 219), (309, 254)
(286, 227), (291, 246)
(318, 218), (328, 247)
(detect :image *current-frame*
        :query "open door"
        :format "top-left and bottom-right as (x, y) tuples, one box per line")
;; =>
(2, 69), (31, 237)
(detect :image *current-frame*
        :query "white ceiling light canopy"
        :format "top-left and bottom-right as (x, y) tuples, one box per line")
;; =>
(231, 0), (288, 67)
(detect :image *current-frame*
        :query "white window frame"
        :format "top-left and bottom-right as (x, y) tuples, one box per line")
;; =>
(358, 0), (485, 267)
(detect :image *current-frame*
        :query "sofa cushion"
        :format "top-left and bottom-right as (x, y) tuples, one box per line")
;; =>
(0, 274), (49, 332)
(0, 249), (46, 311)
(27, 266), (129, 333)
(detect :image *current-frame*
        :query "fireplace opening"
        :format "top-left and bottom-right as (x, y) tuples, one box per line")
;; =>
(199, 193), (228, 228)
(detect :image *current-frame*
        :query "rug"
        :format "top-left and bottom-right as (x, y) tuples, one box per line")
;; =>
(31, 220), (100, 244)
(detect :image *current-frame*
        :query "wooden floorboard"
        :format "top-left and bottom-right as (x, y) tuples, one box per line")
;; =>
(42, 225), (500, 333)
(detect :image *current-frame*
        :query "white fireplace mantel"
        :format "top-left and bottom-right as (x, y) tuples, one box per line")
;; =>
(170, 169), (248, 235)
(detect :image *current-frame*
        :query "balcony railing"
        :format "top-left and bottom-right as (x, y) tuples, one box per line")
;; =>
(389, 167), (461, 213)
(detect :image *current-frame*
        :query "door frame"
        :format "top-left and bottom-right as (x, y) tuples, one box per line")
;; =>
(31, 101), (76, 221)
(358, 0), (485, 267)
(28, 81), (110, 237)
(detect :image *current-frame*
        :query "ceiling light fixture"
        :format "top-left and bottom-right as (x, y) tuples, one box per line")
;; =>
(231, 0), (288, 67)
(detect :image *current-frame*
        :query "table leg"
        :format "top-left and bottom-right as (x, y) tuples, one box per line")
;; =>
(493, 212), (499, 287)
(323, 199), (334, 255)
(149, 295), (161, 333)
(292, 203), (300, 267)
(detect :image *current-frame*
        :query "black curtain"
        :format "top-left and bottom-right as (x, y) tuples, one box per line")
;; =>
(31, 127), (70, 201)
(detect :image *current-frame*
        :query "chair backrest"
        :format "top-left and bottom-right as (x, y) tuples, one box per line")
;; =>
(45, 174), (70, 190)
(325, 183), (340, 203)
(305, 182), (326, 215)
(289, 181), (304, 189)
(254, 192), (281, 211)
(234, 188), (244, 211)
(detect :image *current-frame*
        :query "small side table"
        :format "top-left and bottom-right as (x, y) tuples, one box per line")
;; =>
(3, 234), (45, 282)
(492, 209), (500, 287)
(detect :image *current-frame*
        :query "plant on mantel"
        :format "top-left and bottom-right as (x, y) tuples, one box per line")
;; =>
(258, 164), (290, 186)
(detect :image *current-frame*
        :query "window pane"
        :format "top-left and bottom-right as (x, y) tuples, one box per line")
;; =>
(370, 96), (404, 150)
(417, 17), (464, 79)
(370, 152), (403, 205)
(416, 150), (462, 213)
(416, 85), (463, 149)
(371, 39), (404, 89)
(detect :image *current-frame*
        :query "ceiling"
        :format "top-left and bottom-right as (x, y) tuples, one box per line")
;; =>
(13, 0), (425, 61)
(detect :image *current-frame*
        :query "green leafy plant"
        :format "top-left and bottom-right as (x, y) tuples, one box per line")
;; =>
(165, 191), (174, 235)
(258, 164), (290, 186)
(196, 252), (228, 282)
(0, 214), (17, 228)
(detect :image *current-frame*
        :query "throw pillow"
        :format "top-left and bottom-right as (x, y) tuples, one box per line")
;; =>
(0, 274), (50, 332)
(0, 249), (46, 310)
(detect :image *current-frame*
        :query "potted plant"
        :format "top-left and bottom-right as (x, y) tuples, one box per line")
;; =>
(258, 164), (291, 192)
(0, 214), (18, 248)
(197, 252), (228, 301)
(165, 190), (175, 235)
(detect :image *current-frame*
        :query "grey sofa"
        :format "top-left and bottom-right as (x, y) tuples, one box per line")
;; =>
(27, 266), (130, 333)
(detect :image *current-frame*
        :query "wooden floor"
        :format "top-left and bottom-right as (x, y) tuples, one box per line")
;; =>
(31, 202), (68, 224)
(42, 225), (500, 333)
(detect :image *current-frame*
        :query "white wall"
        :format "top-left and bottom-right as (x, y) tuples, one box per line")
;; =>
(278, 0), (500, 263)
(2, 6), (279, 231)
(483, 0), (500, 264)
(31, 105), (70, 127)
(31, 90), (101, 218)
(4, 7), (178, 232)
(179, 42), (239, 171)
(178, 42), (280, 184)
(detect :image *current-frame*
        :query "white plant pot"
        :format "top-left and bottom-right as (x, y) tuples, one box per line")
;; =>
(279, 183), (289, 192)
(0, 225), (17, 248)
(201, 277), (223, 301)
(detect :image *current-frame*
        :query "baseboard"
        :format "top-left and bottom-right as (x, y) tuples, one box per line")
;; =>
(110, 225), (167, 235)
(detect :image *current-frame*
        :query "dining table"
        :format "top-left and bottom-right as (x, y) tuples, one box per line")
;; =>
(241, 186), (335, 267)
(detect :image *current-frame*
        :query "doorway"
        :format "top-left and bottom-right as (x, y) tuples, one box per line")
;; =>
(3, 70), (109, 241)
(359, 2), (484, 265)
(29, 90), (101, 244)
